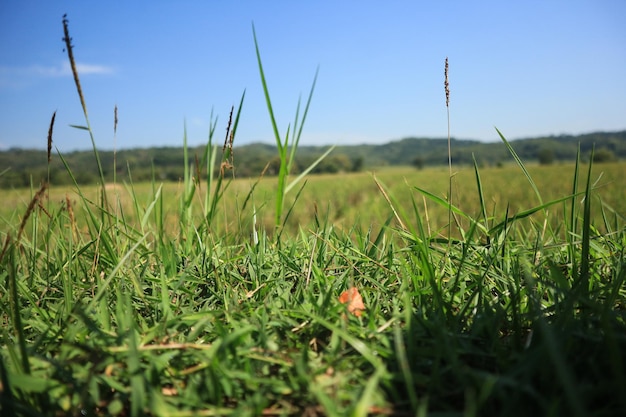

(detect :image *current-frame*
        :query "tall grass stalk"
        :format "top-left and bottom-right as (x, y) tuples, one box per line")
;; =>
(62, 15), (109, 214)
(445, 57), (452, 243)
(205, 95), (244, 232)
(252, 24), (334, 231)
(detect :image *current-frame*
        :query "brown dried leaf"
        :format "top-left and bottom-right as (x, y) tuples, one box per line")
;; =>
(338, 287), (365, 317)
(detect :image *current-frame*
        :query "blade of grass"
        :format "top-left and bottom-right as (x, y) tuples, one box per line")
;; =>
(352, 366), (385, 417)
(568, 146), (581, 279)
(472, 153), (489, 233)
(252, 23), (329, 229)
(0, 354), (16, 416)
(252, 24), (282, 154)
(7, 243), (30, 375)
(577, 146), (594, 297)
(392, 323), (418, 411)
(523, 265), (586, 417)
(288, 66), (319, 172)
(285, 145), (335, 194)
(495, 127), (543, 206)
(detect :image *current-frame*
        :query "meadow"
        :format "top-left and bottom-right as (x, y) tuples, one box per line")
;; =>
(2, 151), (626, 416)
(1, 17), (626, 417)
(3, 161), (626, 240)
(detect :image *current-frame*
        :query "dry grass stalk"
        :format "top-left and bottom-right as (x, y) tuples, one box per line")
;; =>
(220, 106), (235, 176)
(1, 181), (50, 264)
(373, 175), (407, 231)
(445, 57), (453, 242)
(444, 57), (451, 177)
(62, 14), (88, 118)
(38, 201), (51, 219)
(444, 57), (450, 108)
(0, 231), (10, 264)
(114, 105), (118, 135)
(47, 111), (56, 164)
(17, 182), (48, 243)
(113, 105), (118, 187)
(46, 111), (56, 210)
(65, 193), (79, 241)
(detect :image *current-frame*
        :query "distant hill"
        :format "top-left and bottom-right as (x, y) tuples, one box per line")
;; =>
(1, 130), (624, 188)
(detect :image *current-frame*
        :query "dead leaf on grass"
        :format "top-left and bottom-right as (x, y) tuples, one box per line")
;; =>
(338, 287), (365, 317)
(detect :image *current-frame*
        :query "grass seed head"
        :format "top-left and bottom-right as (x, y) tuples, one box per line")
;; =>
(47, 111), (56, 164)
(444, 57), (450, 108)
(62, 14), (88, 118)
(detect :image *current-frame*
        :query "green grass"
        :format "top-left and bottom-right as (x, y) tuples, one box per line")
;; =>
(1, 16), (626, 417)
(2, 157), (625, 417)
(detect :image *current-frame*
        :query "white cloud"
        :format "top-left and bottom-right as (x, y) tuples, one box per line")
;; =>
(31, 61), (115, 77)
(0, 61), (115, 87)
(74, 62), (115, 75)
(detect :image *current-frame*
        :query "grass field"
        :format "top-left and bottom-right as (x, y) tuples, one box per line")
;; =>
(1, 17), (626, 417)
(2, 156), (625, 416)
(3, 161), (625, 239)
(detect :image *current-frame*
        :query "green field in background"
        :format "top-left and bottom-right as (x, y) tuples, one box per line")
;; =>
(3, 162), (624, 239)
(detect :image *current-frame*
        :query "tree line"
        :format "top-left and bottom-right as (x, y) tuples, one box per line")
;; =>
(0, 131), (623, 188)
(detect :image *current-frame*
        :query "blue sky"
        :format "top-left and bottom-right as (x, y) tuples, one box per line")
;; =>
(1, 1), (625, 152)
